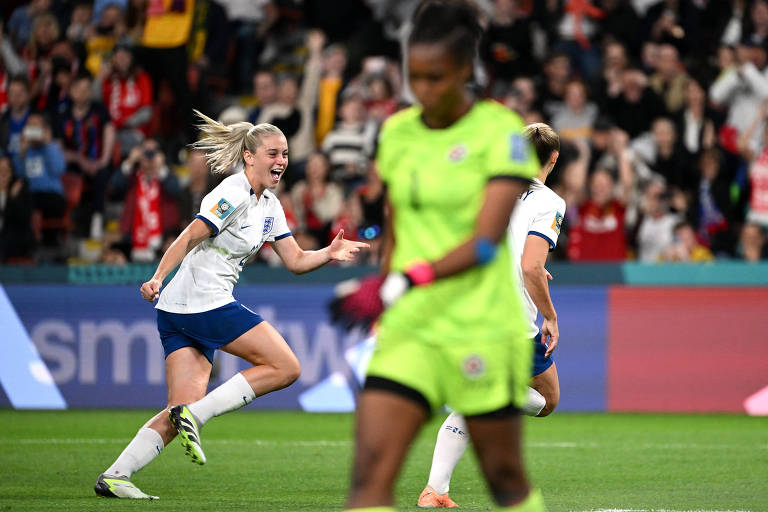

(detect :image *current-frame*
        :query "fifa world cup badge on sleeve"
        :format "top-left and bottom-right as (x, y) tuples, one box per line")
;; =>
(211, 198), (234, 220)
(552, 211), (563, 235)
(510, 133), (528, 162)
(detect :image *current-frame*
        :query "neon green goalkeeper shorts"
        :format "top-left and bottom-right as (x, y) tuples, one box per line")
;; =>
(365, 328), (533, 416)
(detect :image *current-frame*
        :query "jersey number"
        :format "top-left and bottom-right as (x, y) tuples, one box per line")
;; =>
(239, 245), (257, 267)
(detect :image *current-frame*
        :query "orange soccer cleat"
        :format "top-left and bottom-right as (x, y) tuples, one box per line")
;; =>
(417, 485), (459, 508)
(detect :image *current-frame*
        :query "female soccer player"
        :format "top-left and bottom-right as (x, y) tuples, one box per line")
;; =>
(345, 1), (545, 511)
(94, 112), (368, 499)
(418, 123), (566, 508)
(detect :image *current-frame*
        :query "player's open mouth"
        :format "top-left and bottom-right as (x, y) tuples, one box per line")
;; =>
(270, 168), (283, 182)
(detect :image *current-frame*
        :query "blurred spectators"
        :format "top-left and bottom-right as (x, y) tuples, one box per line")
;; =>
(11, 112), (65, 245)
(135, 0), (194, 141)
(0, 26), (27, 113)
(676, 76), (718, 161)
(321, 91), (375, 190)
(551, 79), (597, 144)
(688, 148), (737, 255)
(314, 43), (347, 146)
(56, 70), (115, 239)
(605, 67), (666, 139)
(739, 100), (768, 229)
(8, 0), (52, 50)
(248, 71), (300, 142)
(739, 222), (768, 261)
(111, 138), (180, 261)
(177, 148), (219, 227)
(0, 75), (33, 159)
(97, 40), (152, 155)
(0, 155), (35, 262)
(662, 221), (714, 262)
(84, 4), (126, 78)
(635, 179), (679, 262)
(217, 0), (275, 93)
(291, 150), (343, 248)
(710, 37), (768, 155)
(1, 0), (767, 265)
(568, 168), (629, 261)
(480, 0), (536, 90)
(648, 43), (688, 115)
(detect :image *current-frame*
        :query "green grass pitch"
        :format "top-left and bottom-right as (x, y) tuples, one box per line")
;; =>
(0, 410), (765, 511)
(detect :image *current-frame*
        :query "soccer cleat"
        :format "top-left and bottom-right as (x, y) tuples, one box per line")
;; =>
(417, 485), (459, 508)
(94, 473), (158, 499)
(169, 404), (207, 465)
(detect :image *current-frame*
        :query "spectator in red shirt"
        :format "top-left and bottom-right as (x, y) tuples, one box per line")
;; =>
(98, 40), (153, 155)
(113, 138), (180, 262)
(568, 168), (628, 261)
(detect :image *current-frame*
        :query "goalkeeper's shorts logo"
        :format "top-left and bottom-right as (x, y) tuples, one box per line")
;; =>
(463, 355), (486, 379)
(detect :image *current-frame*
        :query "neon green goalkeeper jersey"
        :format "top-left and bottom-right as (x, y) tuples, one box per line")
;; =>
(377, 99), (539, 345)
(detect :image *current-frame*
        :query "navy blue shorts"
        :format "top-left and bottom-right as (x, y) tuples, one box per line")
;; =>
(157, 301), (264, 363)
(531, 331), (554, 376)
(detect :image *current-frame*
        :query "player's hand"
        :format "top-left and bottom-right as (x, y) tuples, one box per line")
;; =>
(140, 278), (162, 302)
(380, 272), (409, 307)
(328, 229), (370, 262)
(379, 262), (435, 307)
(541, 317), (559, 358)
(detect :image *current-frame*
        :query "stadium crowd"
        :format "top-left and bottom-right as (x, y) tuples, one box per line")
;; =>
(1, 0), (768, 265)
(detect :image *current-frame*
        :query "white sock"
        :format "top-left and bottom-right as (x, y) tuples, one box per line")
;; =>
(106, 427), (164, 478)
(426, 412), (469, 495)
(188, 372), (256, 426)
(522, 386), (546, 416)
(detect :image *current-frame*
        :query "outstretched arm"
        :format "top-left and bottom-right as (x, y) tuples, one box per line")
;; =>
(272, 230), (370, 274)
(140, 219), (213, 301)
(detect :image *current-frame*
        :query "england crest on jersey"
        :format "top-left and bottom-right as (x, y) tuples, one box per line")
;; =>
(263, 217), (274, 235)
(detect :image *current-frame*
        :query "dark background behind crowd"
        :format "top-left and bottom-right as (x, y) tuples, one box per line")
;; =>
(1, 0), (768, 266)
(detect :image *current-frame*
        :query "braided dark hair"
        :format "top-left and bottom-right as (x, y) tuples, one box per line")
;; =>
(409, 0), (483, 66)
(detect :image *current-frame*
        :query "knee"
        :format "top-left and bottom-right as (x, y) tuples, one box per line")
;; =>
(485, 462), (526, 499)
(278, 357), (301, 388)
(537, 392), (559, 417)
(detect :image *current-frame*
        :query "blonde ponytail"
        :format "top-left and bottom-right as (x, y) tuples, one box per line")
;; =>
(191, 109), (285, 174)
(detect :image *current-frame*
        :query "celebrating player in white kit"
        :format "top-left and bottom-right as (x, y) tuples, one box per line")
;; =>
(94, 111), (368, 500)
(417, 123), (565, 508)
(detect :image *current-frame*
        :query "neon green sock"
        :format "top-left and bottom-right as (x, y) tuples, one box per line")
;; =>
(497, 488), (546, 511)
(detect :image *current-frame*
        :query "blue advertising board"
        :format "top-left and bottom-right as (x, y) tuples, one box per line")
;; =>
(1, 284), (608, 411)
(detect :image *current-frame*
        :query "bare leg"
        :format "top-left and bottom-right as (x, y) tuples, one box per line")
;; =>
(529, 362), (559, 417)
(346, 390), (428, 509)
(96, 347), (211, 495)
(145, 347), (213, 444)
(221, 321), (301, 395)
(465, 414), (530, 506)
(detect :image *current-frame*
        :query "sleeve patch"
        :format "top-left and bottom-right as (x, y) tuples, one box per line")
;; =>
(510, 133), (528, 162)
(210, 198), (234, 220)
(263, 217), (274, 235)
(552, 211), (564, 235)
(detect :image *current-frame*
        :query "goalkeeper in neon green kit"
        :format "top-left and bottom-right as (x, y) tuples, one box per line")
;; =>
(344, 1), (545, 511)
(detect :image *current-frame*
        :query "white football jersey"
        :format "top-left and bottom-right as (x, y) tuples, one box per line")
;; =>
(508, 178), (566, 338)
(157, 172), (291, 314)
